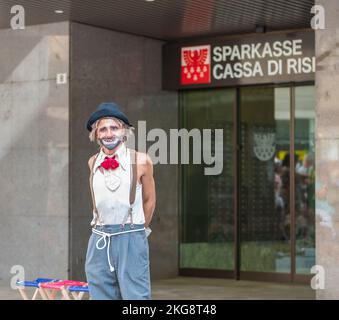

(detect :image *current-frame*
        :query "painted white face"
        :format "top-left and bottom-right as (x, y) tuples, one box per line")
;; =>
(97, 118), (125, 150)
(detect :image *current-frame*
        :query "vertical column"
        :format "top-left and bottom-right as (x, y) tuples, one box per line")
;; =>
(315, 0), (339, 299)
(0, 22), (69, 284)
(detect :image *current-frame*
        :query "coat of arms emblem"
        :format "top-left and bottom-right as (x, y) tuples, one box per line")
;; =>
(253, 131), (276, 161)
(181, 45), (211, 85)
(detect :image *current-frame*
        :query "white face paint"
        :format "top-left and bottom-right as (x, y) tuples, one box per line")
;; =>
(97, 118), (126, 151)
(100, 136), (123, 150)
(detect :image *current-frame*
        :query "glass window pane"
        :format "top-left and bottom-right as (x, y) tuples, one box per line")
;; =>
(295, 86), (315, 275)
(239, 87), (291, 273)
(180, 89), (235, 270)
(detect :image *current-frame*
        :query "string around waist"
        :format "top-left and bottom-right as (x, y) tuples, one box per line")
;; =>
(91, 226), (145, 272)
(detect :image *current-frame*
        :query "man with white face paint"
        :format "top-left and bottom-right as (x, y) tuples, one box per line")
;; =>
(85, 102), (156, 300)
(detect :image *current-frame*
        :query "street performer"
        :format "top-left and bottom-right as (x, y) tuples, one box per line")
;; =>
(85, 102), (156, 300)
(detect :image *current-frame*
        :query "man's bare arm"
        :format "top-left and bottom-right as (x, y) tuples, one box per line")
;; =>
(88, 155), (96, 171)
(140, 154), (156, 228)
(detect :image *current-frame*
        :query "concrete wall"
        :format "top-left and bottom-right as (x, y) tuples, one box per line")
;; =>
(69, 22), (178, 281)
(315, 0), (339, 299)
(0, 22), (69, 285)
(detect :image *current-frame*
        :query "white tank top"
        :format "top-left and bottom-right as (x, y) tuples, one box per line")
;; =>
(91, 144), (145, 226)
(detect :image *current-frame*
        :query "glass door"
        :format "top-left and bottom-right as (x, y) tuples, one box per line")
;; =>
(294, 86), (315, 276)
(238, 85), (315, 280)
(239, 87), (291, 275)
(180, 89), (236, 272)
(179, 84), (315, 282)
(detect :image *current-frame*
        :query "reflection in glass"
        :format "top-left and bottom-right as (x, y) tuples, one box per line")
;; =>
(179, 85), (315, 278)
(295, 86), (315, 274)
(180, 89), (235, 270)
(239, 87), (291, 273)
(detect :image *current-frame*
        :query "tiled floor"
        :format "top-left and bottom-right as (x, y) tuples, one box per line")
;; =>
(151, 277), (315, 300)
(1, 276), (315, 300)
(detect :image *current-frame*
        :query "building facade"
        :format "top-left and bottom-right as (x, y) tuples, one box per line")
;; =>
(163, 30), (315, 283)
(0, 0), (338, 299)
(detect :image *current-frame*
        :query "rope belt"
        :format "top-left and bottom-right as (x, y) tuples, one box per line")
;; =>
(92, 227), (145, 272)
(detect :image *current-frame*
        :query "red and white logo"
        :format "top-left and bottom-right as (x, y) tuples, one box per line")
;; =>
(181, 45), (211, 85)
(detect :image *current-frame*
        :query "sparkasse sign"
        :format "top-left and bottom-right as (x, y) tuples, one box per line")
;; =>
(163, 30), (314, 90)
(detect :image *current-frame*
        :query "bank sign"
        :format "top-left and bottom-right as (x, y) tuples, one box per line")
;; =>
(163, 31), (314, 90)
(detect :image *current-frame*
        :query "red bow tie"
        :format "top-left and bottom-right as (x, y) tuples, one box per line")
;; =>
(100, 156), (119, 170)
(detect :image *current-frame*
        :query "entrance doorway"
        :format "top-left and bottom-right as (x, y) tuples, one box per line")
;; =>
(179, 84), (315, 283)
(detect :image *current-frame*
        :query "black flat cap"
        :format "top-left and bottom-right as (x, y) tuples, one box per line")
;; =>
(86, 102), (132, 132)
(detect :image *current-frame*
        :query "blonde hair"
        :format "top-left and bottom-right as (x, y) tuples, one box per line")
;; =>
(89, 117), (135, 143)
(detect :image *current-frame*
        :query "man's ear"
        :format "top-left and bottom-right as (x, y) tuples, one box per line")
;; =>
(122, 127), (127, 141)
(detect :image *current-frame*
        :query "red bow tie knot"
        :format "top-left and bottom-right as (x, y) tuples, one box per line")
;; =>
(100, 156), (119, 170)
